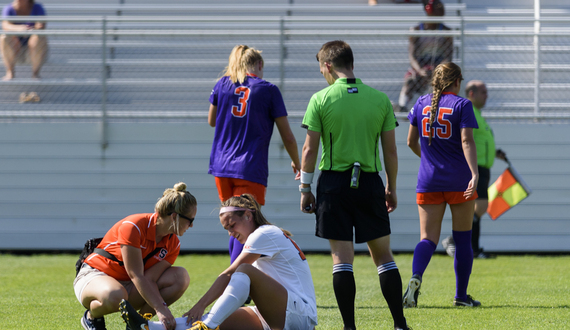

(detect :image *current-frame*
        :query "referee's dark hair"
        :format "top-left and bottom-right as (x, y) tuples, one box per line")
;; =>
(316, 40), (354, 70)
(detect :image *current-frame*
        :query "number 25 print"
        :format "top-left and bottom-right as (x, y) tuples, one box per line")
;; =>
(421, 106), (453, 139)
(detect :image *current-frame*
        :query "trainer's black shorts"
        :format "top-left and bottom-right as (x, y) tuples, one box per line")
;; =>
(315, 169), (391, 244)
(476, 166), (491, 200)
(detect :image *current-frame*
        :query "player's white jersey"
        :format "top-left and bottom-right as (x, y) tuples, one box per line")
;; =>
(243, 225), (317, 323)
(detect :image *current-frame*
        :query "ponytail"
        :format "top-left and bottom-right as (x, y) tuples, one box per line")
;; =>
(222, 45), (264, 84)
(428, 62), (462, 146)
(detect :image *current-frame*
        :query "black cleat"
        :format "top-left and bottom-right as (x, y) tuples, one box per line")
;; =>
(119, 299), (150, 330)
(454, 295), (481, 307)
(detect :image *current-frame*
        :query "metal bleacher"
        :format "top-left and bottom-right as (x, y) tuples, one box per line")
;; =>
(0, 0), (569, 253)
(1, 0), (469, 119)
(3, 1), (570, 119)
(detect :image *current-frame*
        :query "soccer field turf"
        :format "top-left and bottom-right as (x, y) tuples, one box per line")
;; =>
(0, 253), (568, 329)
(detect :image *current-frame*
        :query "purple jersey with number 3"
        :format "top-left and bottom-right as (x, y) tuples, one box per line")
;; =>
(407, 92), (478, 193)
(208, 75), (288, 186)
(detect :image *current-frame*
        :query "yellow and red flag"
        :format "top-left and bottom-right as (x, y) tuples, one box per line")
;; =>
(487, 160), (531, 220)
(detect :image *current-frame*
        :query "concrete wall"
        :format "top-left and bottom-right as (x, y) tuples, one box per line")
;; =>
(0, 120), (567, 253)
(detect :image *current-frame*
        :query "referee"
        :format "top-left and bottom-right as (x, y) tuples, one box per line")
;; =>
(299, 40), (409, 330)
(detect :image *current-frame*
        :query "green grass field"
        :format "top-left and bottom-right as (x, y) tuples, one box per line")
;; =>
(0, 253), (568, 329)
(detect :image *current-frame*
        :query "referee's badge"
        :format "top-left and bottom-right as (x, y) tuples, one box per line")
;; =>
(347, 87), (358, 93)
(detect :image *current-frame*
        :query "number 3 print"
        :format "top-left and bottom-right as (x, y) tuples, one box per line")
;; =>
(231, 86), (251, 118)
(421, 106), (453, 139)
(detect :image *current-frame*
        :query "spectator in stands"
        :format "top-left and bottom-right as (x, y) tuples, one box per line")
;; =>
(208, 44), (301, 266)
(73, 182), (195, 330)
(442, 80), (507, 259)
(1, 0), (48, 80)
(395, 0), (453, 112)
(404, 62), (481, 308)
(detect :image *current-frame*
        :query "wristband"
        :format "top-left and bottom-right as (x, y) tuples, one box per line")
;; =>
(299, 184), (312, 193)
(300, 171), (314, 184)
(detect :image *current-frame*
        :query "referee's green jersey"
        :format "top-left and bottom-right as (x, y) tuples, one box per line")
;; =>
(472, 106), (496, 169)
(302, 78), (397, 172)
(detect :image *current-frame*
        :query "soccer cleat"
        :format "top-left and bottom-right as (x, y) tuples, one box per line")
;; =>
(403, 274), (422, 308)
(187, 320), (220, 330)
(441, 236), (456, 257)
(125, 314), (151, 330)
(474, 250), (496, 259)
(454, 295), (481, 307)
(119, 299), (150, 330)
(81, 310), (107, 330)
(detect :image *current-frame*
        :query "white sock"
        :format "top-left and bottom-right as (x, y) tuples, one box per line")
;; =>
(332, 263), (353, 274)
(202, 272), (251, 328)
(148, 317), (188, 330)
(377, 261), (398, 275)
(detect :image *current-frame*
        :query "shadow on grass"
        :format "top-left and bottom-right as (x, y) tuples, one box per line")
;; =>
(318, 305), (387, 310)
(317, 305), (570, 310)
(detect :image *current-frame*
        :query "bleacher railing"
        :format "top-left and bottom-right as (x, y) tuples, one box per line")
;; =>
(2, 13), (570, 145)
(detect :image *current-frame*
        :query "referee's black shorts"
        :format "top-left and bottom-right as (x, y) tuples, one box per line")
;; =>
(476, 166), (491, 200)
(315, 169), (391, 244)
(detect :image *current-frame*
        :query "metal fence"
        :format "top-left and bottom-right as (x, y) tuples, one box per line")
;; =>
(2, 13), (570, 134)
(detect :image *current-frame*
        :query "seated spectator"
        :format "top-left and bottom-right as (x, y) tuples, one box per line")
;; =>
(1, 0), (48, 80)
(396, 0), (453, 111)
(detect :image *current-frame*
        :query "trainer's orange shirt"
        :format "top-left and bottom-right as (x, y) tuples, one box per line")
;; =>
(84, 213), (181, 281)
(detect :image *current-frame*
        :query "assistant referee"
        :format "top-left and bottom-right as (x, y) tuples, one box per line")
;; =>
(299, 40), (410, 330)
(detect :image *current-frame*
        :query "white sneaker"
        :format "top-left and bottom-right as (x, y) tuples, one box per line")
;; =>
(442, 236), (456, 257)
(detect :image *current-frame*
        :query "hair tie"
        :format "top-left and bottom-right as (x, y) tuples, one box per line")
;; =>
(219, 206), (255, 215)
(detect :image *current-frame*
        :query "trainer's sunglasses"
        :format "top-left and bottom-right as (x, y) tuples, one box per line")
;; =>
(170, 212), (194, 225)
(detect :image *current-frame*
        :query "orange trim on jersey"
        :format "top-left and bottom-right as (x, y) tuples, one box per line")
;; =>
(417, 191), (478, 205)
(84, 213), (180, 281)
(246, 73), (259, 78)
(215, 177), (266, 205)
(442, 92), (457, 95)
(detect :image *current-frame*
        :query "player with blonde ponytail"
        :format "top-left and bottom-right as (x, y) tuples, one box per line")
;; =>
(405, 62), (481, 308)
(208, 45), (301, 267)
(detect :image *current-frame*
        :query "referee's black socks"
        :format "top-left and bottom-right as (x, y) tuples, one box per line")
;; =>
(378, 262), (408, 330)
(333, 263), (356, 330)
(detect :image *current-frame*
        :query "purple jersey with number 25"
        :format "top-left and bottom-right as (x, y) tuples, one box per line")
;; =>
(407, 92), (478, 193)
(208, 75), (288, 187)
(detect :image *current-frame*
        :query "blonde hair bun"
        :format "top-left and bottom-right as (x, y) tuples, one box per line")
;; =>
(156, 182), (196, 217)
(173, 182), (187, 192)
